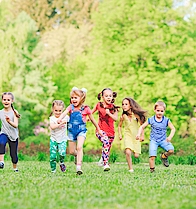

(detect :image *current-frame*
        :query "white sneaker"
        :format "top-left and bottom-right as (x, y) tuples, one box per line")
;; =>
(97, 157), (104, 167)
(76, 169), (83, 175)
(128, 169), (134, 173)
(51, 169), (56, 173)
(103, 164), (110, 171)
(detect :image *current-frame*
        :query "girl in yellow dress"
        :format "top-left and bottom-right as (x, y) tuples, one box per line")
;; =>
(118, 98), (147, 172)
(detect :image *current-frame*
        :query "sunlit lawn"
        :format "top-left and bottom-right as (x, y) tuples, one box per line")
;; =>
(0, 161), (195, 209)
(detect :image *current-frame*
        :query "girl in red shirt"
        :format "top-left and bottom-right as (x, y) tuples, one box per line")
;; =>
(92, 88), (119, 171)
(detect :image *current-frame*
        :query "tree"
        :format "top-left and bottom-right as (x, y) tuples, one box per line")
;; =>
(71, 0), (196, 136)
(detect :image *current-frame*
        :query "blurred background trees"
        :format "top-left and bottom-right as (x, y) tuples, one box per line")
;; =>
(0, 0), (195, 151)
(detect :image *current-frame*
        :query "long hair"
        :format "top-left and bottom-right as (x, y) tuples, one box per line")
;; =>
(2, 92), (20, 118)
(49, 100), (65, 117)
(122, 97), (147, 124)
(70, 89), (86, 106)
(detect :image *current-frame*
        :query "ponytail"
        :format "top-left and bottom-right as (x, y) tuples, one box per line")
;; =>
(11, 103), (21, 118)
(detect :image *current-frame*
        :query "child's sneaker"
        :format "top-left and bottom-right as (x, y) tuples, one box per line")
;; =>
(0, 162), (4, 169)
(160, 153), (169, 167)
(128, 169), (134, 173)
(150, 167), (155, 173)
(51, 169), (56, 173)
(60, 163), (66, 172)
(76, 169), (83, 175)
(103, 164), (110, 171)
(97, 157), (103, 167)
(14, 168), (19, 172)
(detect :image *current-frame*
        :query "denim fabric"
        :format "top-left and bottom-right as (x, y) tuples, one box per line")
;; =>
(149, 139), (174, 157)
(68, 105), (87, 141)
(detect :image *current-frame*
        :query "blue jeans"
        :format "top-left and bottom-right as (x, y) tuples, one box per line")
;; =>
(149, 139), (174, 157)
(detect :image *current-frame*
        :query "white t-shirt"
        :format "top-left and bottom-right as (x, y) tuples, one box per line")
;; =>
(0, 109), (19, 141)
(49, 115), (69, 143)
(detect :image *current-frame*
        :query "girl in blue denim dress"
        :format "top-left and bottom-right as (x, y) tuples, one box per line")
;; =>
(57, 87), (102, 175)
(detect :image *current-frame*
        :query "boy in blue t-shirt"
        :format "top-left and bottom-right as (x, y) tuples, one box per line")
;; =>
(136, 101), (175, 173)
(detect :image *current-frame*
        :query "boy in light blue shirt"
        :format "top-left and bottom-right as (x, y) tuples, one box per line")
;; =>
(136, 101), (175, 172)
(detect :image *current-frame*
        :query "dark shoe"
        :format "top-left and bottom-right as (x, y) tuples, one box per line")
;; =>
(0, 162), (4, 169)
(160, 153), (169, 167)
(150, 167), (155, 173)
(14, 169), (19, 172)
(60, 163), (66, 172)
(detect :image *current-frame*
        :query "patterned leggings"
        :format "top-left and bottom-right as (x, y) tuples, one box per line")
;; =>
(50, 140), (66, 171)
(96, 132), (114, 165)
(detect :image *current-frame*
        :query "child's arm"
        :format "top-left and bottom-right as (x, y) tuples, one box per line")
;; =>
(5, 114), (18, 128)
(91, 105), (97, 114)
(118, 115), (124, 140)
(88, 113), (103, 136)
(136, 120), (149, 140)
(167, 121), (175, 142)
(50, 120), (67, 130)
(105, 109), (118, 121)
(57, 109), (69, 124)
(135, 113), (145, 142)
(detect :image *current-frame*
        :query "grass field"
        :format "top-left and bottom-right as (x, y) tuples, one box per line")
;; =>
(0, 161), (195, 209)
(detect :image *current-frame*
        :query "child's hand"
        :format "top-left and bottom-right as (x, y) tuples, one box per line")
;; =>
(166, 137), (171, 142)
(5, 115), (10, 122)
(136, 134), (140, 140)
(119, 135), (122, 140)
(98, 129), (104, 137)
(57, 119), (62, 124)
(105, 109), (110, 115)
(139, 136), (144, 142)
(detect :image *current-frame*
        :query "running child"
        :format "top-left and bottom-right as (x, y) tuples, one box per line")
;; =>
(118, 97), (147, 172)
(57, 87), (102, 175)
(92, 88), (119, 171)
(0, 92), (20, 172)
(49, 100), (69, 173)
(136, 101), (175, 173)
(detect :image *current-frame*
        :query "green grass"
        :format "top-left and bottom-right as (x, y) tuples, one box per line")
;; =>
(0, 162), (195, 209)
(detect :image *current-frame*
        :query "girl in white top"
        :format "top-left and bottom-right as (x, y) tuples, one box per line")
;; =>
(0, 92), (20, 171)
(49, 100), (69, 173)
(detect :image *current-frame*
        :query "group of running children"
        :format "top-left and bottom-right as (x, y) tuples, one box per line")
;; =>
(0, 88), (175, 174)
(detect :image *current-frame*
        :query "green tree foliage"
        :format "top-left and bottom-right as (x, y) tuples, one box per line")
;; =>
(12, 0), (99, 31)
(71, 0), (196, 136)
(0, 1), (56, 139)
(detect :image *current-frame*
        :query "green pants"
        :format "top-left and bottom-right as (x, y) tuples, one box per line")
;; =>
(50, 139), (67, 171)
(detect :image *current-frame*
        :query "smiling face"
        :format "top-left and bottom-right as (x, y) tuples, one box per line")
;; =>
(154, 105), (165, 119)
(122, 99), (131, 112)
(70, 93), (81, 107)
(102, 89), (113, 105)
(53, 104), (64, 118)
(2, 94), (13, 110)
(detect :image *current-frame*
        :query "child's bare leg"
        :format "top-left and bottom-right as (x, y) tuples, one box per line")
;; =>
(76, 136), (85, 172)
(125, 148), (133, 170)
(68, 141), (77, 156)
(161, 150), (174, 158)
(149, 156), (156, 172)
(0, 154), (4, 162)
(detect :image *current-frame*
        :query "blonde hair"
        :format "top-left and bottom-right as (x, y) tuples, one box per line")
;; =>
(154, 101), (166, 110)
(70, 89), (86, 106)
(49, 100), (65, 117)
(2, 92), (20, 118)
